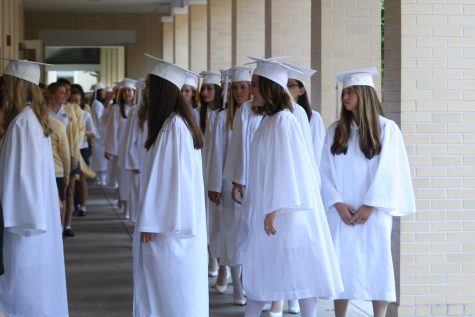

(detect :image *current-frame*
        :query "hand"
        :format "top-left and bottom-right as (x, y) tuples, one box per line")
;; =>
(208, 191), (222, 206)
(71, 158), (79, 170)
(334, 202), (356, 225)
(231, 183), (245, 204)
(141, 232), (156, 243)
(105, 152), (114, 160)
(264, 211), (277, 236)
(350, 205), (374, 225)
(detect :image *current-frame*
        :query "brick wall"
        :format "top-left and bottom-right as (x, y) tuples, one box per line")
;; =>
(189, 4), (207, 73)
(208, 0), (232, 71)
(391, 1), (475, 316)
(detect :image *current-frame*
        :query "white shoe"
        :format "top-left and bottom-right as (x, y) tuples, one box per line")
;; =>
(215, 283), (227, 294)
(262, 303), (271, 311)
(268, 312), (283, 317)
(288, 300), (300, 314)
(233, 297), (247, 306)
(208, 270), (218, 277)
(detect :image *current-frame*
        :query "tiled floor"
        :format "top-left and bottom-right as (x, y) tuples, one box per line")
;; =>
(64, 186), (372, 317)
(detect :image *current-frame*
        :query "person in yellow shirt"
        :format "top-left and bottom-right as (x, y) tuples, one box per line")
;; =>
(49, 117), (71, 223)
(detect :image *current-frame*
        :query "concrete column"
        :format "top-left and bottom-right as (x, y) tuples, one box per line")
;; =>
(1, 0), (24, 71)
(313, 0), (381, 125)
(207, 0), (232, 71)
(232, 0), (265, 66)
(161, 16), (174, 62)
(100, 47), (125, 86)
(265, 0), (312, 101)
(385, 1), (475, 316)
(188, 3), (207, 73)
(173, 7), (189, 69)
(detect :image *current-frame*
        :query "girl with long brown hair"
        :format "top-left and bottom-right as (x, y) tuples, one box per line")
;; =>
(133, 56), (207, 317)
(207, 65), (252, 305)
(241, 58), (343, 317)
(0, 59), (68, 317)
(320, 67), (416, 317)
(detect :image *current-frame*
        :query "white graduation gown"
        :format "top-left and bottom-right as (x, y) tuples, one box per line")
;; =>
(104, 104), (133, 198)
(199, 108), (222, 256)
(118, 106), (147, 223)
(320, 116), (416, 301)
(133, 114), (208, 317)
(241, 110), (343, 301)
(207, 109), (243, 266)
(90, 99), (107, 172)
(310, 110), (325, 168)
(0, 107), (68, 317)
(223, 101), (262, 187)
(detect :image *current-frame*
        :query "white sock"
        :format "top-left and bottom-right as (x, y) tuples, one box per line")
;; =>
(231, 265), (244, 299)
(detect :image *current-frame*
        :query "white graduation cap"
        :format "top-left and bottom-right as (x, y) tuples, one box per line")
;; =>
(1, 57), (53, 85)
(95, 82), (106, 91)
(145, 53), (197, 89)
(247, 56), (302, 89)
(229, 65), (253, 83)
(283, 63), (317, 84)
(183, 74), (199, 89)
(106, 86), (113, 93)
(199, 71), (222, 86)
(121, 78), (137, 90)
(335, 67), (379, 89)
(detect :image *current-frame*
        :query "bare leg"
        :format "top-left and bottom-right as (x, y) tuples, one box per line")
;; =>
(79, 173), (88, 208)
(121, 200), (129, 219)
(245, 298), (265, 317)
(216, 265), (228, 286)
(271, 300), (283, 314)
(373, 300), (389, 317)
(208, 247), (218, 276)
(64, 177), (76, 236)
(298, 297), (318, 317)
(334, 299), (349, 317)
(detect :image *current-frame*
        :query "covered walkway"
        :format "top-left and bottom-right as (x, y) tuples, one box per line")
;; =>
(64, 186), (372, 317)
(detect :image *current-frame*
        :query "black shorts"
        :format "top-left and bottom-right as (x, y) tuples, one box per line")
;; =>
(80, 148), (90, 166)
(56, 177), (66, 201)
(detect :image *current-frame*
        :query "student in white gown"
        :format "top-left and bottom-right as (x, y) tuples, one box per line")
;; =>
(118, 79), (147, 223)
(241, 58), (343, 317)
(284, 63), (325, 167)
(133, 55), (208, 317)
(207, 65), (252, 305)
(0, 59), (68, 317)
(104, 78), (136, 219)
(181, 74), (200, 113)
(90, 82), (108, 185)
(196, 71), (224, 278)
(320, 67), (416, 317)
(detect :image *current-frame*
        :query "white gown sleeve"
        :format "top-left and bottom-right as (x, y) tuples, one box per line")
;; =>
(363, 119), (416, 216)
(0, 116), (52, 236)
(223, 103), (246, 185)
(260, 112), (318, 215)
(118, 108), (141, 170)
(104, 105), (120, 155)
(310, 110), (325, 168)
(137, 115), (204, 238)
(207, 111), (227, 193)
(320, 123), (344, 211)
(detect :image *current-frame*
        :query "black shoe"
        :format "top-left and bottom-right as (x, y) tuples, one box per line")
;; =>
(63, 228), (75, 237)
(78, 209), (86, 217)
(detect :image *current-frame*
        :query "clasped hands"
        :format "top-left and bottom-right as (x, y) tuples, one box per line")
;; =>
(334, 202), (374, 225)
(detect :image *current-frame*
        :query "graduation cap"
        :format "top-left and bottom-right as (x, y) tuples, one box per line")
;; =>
(247, 56), (302, 89)
(145, 53), (197, 89)
(199, 71), (222, 86)
(229, 65), (253, 83)
(121, 78), (138, 90)
(183, 74), (199, 89)
(283, 63), (317, 84)
(1, 57), (53, 85)
(135, 78), (146, 90)
(335, 67), (379, 89)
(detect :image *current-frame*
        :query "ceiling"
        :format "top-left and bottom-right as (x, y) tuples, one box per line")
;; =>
(21, 0), (181, 13)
